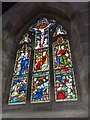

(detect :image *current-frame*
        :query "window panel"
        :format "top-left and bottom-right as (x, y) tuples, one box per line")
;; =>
(8, 18), (78, 105)
(30, 18), (55, 103)
(53, 25), (77, 102)
(54, 71), (77, 101)
(53, 37), (73, 72)
(8, 78), (28, 105)
(33, 48), (49, 73)
(13, 44), (31, 78)
(8, 33), (31, 105)
(35, 30), (49, 49)
(31, 72), (50, 103)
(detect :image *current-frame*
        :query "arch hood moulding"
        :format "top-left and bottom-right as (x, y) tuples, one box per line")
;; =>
(2, 2), (76, 38)
(2, 2), (88, 118)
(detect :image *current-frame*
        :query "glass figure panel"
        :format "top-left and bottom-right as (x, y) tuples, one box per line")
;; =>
(31, 72), (50, 103)
(33, 48), (49, 73)
(30, 18), (55, 103)
(53, 37), (73, 72)
(8, 78), (28, 105)
(13, 44), (31, 78)
(54, 71), (77, 101)
(35, 30), (49, 49)
(53, 30), (77, 102)
(8, 33), (31, 105)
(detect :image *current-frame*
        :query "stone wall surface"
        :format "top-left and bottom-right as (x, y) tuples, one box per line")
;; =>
(2, 2), (88, 118)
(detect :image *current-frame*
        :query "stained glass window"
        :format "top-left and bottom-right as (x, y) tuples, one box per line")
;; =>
(8, 18), (78, 105)
(53, 25), (78, 101)
(29, 18), (55, 103)
(8, 33), (31, 105)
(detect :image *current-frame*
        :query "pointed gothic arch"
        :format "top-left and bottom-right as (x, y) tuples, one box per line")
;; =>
(8, 17), (77, 105)
(2, 3), (88, 118)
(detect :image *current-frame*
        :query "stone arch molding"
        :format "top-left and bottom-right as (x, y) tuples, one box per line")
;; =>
(2, 2), (88, 118)
(3, 2), (75, 41)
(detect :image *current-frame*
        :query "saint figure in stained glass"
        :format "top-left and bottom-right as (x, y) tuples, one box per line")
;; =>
(8, 33), (31, 105)
(8, 18), (78, 105)
(29, 18), (55, 103)
(53, 25), (77, 101)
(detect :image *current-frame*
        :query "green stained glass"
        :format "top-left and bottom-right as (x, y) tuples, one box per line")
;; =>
(33, 48), (49, 73)
(31, 72), (50, 103)
(8, 78), (28, 105)
(54, 71), (77, 101)
(53, 37), (73, 72)
(8, 33), (31, 105)
(53, 25), (77, 102)
(30, 18), (55, 103)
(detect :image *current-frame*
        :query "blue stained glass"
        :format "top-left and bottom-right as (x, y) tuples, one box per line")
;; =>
(33, 89), (43, 100)
(53, 37), (73, 72)
(30, 18), (55, 103)
(53, 25), (67, 37)
(53, 26), (77, 102)
(8, 78), (28, 105)
(12, 44), (31, 78)
(36, 32), (40, 37)
(33, 48), (49, 72)
(45, 30), (49, 35)
(8, 17), (78, 105)
(54, 71), (77, 101)
(29, 18), (55, 33)
(8, 33), (31, 105)
(31, 72), (50, 103)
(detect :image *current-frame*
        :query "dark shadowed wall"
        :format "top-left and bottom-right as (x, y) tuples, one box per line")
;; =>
(2, 2), (88, 118)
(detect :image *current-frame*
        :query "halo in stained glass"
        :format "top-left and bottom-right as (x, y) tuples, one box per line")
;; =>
(8, 18), (78, 105)
(33, 48), (49, 73)
(53, 37), (73, 72)
(29, 17), (55, 32)
(53, 26), (77, 102)
(8, 33), (31, 105)
(30, 18), (55, 103)
(13, 44), (31, 78)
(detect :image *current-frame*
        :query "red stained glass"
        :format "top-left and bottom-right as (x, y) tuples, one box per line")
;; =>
(53, 26), (77, 102)
(30, 18), (55, 103)
(8, 33), (31, 105)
